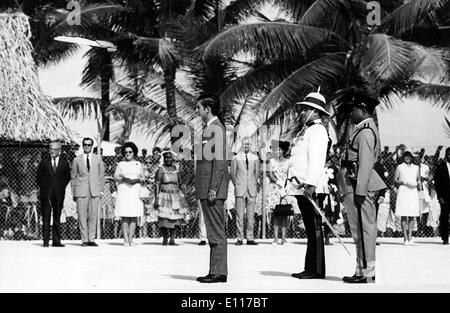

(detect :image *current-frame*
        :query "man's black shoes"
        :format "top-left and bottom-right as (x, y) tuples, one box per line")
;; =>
(198, 241), (207, 246)
(43, 242), (49, 247)
(197, 274), (227, 283)
(343, 275), (375, 284)
(235, 240), (243, 246)
(52, 243), (65, 247)
(292, 271), (325, 279)
(246, 240), (258, 245)
(88, 242), (98, 247)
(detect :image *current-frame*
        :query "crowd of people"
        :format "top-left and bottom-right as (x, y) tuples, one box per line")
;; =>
(0, 140), (448, 246)
(0, 90), (449, 285)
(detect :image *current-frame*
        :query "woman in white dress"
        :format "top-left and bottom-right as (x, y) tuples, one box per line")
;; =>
(114, 142), (145, 246)
(394, 151), (420, 245)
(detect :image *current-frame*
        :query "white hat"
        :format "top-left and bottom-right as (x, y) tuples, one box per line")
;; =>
(297, 87), (331, 116)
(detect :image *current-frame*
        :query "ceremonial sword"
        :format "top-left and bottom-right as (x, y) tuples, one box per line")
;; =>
(287, 176), (352, 256)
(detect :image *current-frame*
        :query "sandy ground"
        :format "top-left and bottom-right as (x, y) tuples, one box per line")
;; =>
(0, 237), (449, 293)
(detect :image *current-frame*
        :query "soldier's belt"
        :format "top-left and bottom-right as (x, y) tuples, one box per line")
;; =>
(341, 160), (357, 169)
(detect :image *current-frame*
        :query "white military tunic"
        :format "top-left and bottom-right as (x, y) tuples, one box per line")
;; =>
(287, 119), (329, 195)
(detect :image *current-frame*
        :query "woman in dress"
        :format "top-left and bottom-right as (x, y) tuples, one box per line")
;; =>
(140, 147), (162, 238)
(394, 151), (420, 245)
(114, 142), (145, 246)
(267, 141), (299, 245)
(154, 151), (188, 246)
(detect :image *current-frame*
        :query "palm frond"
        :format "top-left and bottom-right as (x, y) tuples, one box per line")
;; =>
(360, 34), (416, 89)
(133, 36), (178, 70)
(377, 0), (450, 37)
(53, 97), (102, 120)
(222, 0), (267, 25)
(300, 0), (368, 28)
(443, 115), (450, 138)
(81, 47), (114, 88)
(402, 81), (450, 109)
(54, 3), (127, 35)
(271, 0), (316, 22)
(412, 45), (450, 83)
(198, 22), (345, 62)
(192, 0), (227, 22)
(255, 53), (346, 116)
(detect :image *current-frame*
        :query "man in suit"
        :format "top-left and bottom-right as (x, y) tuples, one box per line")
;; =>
(71, 138), (105, 247)
(36, 140), (71, 247)
(434, 147), (450, 245)
(288, 90), (330, 280)
(231, 137), (260, 245)
(341, 90), (386, 283)
(195, 96), (230, 283)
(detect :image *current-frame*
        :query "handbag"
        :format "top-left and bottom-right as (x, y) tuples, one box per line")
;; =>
(139, 185), (150, 199)
(273, 197), (294, 217)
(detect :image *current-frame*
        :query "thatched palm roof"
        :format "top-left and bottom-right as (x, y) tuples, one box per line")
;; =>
(0, 12), (75, 143)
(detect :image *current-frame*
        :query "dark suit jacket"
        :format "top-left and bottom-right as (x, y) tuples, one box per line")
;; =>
(434, 161), (450, 203)
(37, 154), (71, 201)
(195, 117), (230, 200)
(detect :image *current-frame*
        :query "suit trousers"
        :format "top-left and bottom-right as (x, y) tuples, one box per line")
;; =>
(76, 195), (100, 242)
(200, 199), (227, 275)
(345, 189), (377, 277)
(235, 192), (256, 241)
(439, 202), (450, 242)
(41, 195), (63, 244)
(296, 195), (325, 276)
(198, 200), (207, 241)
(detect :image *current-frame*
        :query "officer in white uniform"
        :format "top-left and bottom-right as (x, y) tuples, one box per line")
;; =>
(288, 89), (330, 279)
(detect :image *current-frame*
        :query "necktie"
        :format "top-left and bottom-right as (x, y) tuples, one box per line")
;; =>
(245, 154), (249, 169)
(86, 155), (90, 172)
(52, 158), (57, 172)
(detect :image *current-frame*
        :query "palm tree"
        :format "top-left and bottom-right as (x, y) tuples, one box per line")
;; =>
(196, 0), (450, 143)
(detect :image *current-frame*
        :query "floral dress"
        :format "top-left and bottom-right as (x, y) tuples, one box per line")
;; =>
(266, 158), (299, 214)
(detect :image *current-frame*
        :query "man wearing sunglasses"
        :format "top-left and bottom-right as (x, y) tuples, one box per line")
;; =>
(71, 138), (105, 246)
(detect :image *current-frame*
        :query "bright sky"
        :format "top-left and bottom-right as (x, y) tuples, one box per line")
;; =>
(38, 47), (450, 154)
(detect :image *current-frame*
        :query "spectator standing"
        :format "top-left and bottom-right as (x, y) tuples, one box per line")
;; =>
(154, 151), (188, 245)
(394, 151), (420, 245)
(231, 137), (260, 245)
(36, 141), (71, 247)
(266, 140), (299, 245)
(114, 142), (145, 246)
(71, 138), (105, 247)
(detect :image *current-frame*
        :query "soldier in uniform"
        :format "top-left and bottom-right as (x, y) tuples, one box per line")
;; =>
(288, 89), (330, 279)
(341, 90), (386, 284)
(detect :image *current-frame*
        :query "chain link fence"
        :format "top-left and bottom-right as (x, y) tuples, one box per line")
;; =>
(0, 144), (447, 241)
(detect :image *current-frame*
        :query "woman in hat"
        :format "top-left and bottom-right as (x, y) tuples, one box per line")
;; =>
(154, 150), (188, 245)
(267, 140), (299, 245)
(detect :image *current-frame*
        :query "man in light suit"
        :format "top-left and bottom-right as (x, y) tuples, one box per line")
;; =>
(341, 90), (386, 283)
(231, 137), (260, 245)
(195, 96), (230, 283)
(71, 138), (105, 247)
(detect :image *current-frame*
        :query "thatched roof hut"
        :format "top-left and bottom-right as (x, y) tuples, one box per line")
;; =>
(0, 12), (75, 145)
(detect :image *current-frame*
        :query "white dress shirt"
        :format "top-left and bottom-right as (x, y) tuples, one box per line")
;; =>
(51, 154), (60, 169)
(446, 161), (450, 180)
(84, 152), (93, 168)
(287, 120), (328, 195)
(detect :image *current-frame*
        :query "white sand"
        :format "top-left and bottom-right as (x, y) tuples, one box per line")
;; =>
(0, 237), (449, 293)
